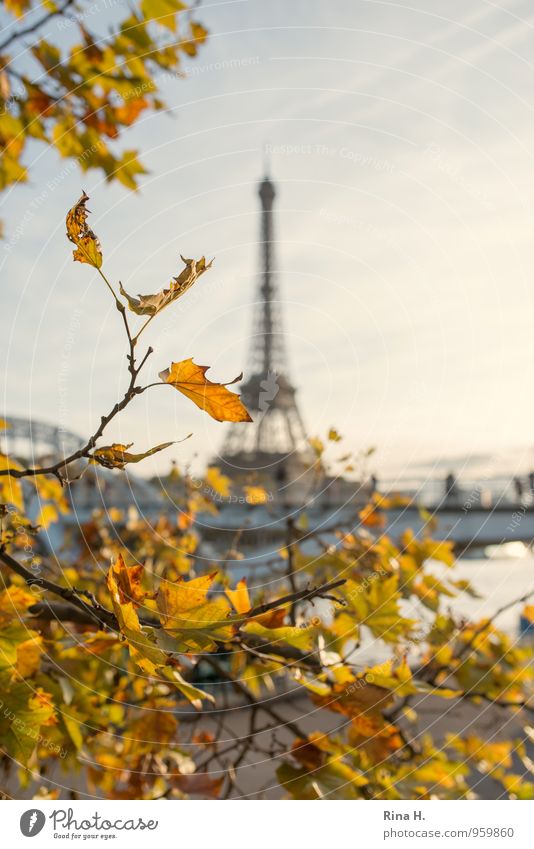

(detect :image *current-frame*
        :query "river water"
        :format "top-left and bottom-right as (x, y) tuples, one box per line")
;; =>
(440, 545), (534, 635)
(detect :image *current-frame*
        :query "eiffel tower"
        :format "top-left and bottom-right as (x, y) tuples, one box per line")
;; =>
(220, 174), (313, 487)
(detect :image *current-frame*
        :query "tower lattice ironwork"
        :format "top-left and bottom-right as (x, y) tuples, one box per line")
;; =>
(220, 175), (312, 477)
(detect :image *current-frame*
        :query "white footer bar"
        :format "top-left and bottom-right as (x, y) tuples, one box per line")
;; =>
(3, 799), (532, 848)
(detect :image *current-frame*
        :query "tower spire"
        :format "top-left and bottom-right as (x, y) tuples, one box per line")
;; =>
(220, 174), (311, 475)
(254, 174), (285, 375)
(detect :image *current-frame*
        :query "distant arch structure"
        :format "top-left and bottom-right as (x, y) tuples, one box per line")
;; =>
(0, 416), (85, 462)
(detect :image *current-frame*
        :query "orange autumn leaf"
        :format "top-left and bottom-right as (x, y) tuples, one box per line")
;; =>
(312, 680), (393, 718)
(108, 553), (145, 608)
(159, 358), (252, 423)
(66, 191), (102, 269)
(173, 773), (224, 799)
(253, 607), (287, 629)
(359, 504), (385, 529)
(116, 97), (149, 126)
(156, 572), (220, 629)
(291, 737), (327, 770)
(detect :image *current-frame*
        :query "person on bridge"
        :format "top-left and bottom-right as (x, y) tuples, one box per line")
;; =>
(445, 472), (458, 501)
(514, 477), (524, 502)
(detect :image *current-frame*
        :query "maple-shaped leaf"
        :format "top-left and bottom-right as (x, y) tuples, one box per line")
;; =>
(159, 358), (252, 423)
(0, 622), (39, 674)
(361, 658), (417, 697)
(343, 575), (416, 643)
(91, 440), (176, 470)
(66, 191), (102, 268)
(156, 573), (233, 652)
(105, 559), (214, 705)
(157, 573), (217, 626)
(119, 256), (212, 316)
(0, 677), (56, 765)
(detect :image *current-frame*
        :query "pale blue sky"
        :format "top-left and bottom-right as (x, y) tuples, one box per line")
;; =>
(3, 0), (534, 481)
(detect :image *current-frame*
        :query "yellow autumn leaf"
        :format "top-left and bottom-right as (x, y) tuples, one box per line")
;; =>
(205, 466), (231, 497)
(243, 485), (268, 505)
(159, 358), (252, 423)
(35, 503), (59, 529)
(16, 635), (43, 677)
(344, 575), (416, 643)
(91, 440), (176, 470)
(119, 256), (212, 317)
(308, 436), (324, 457)
(363, 658), (417, 696)
(162, 668), (215, 710)
(156, 572), (233, 651)
(429, 687), (463, 699)
(66, 191), (102, 269)
(225, 578), (251, 614)
(0, 453), (23, 511)
(241, 621), (316, 651)
(106, 557), (204, 684)
(157, 572), (217, 626)
(33, 476), (69, 514)
(4, 0), (31, 18)
(141, 0), (186, 32)
(0, 586), (36, 620)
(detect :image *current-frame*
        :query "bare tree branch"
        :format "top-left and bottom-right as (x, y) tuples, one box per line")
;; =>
(246, 577), (346, 619)
(0, 0), (76, 53)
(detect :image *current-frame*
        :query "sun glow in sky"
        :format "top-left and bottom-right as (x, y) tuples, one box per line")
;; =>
(3, 0), (534, 483)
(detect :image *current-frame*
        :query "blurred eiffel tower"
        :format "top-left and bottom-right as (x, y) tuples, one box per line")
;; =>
(220, 174), (313, 485)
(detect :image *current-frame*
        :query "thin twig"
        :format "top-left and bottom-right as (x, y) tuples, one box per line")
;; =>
(246, 577), (346, 619)
(0, 0), (75, 52)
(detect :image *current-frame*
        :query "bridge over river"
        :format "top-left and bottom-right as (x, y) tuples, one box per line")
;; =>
(4, 415), (533, 554)
(378, 502), (534, 550)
